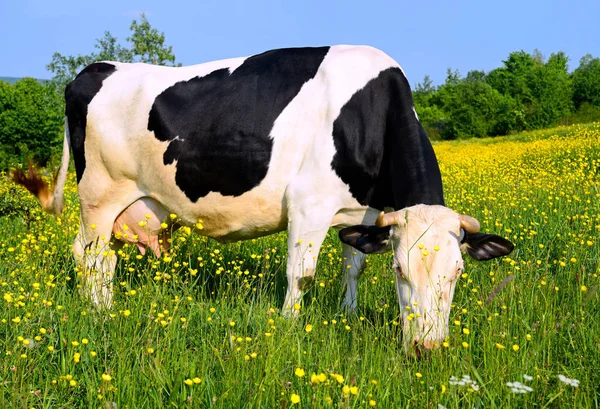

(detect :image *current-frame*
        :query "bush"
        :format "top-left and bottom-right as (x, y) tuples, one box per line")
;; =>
(431, 80), (523, 140)
(0, 79), (64, 170)
(557, 103), (600, 126)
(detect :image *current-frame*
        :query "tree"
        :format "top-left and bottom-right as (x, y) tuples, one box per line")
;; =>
(414, 75), (435, 95)
(417, 67), (526, 141)
(572, 54), (600, 108)
(434, 80), (521, 139)
(47, 14), (178, 91)
(413, 75), (436, 108)
(47, 31), (133, 91)
(465, 70), (486, 83)
(485, 50), (573, 129)
(445, 68), (461, 86)
(414, 103), (446, 140)
(0, 79), (63, 169)
(528, 52), (573, 128)
(128, 15), (178, 65)
(498, 51), (536, 105)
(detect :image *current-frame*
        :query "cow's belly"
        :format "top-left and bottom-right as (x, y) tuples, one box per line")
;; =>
(118, 185), (288, 247)
(113, 194), (287, 255)
(187, 189), (289, 242)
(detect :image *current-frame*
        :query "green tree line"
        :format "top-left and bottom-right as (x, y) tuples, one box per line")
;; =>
(414, 51), (600, 140)
(1, 15), (600, 168)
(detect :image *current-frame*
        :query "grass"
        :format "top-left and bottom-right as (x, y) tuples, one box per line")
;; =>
(0, 123), (599, 408)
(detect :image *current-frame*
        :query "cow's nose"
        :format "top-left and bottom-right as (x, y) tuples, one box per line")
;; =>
(422, 339), (441, 350)
(412, 341), (428, 360)
(411, 338), (441, 358)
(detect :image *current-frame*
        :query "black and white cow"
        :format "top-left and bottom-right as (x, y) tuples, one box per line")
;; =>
(12, 45), (513, 349)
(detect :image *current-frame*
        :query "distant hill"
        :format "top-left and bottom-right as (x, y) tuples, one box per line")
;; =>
(0, 76), (48, 85)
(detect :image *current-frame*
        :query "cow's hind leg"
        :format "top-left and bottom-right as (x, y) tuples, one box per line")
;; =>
(340, 243), (367, 311)
(72, 208), (122, 307)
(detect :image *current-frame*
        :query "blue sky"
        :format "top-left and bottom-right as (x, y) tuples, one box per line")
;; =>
(2, 0), (599, 86)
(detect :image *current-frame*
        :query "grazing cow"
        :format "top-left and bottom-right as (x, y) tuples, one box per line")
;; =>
(12, 46), (513, 345)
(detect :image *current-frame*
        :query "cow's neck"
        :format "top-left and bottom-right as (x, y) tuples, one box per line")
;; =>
(390, 119), (445, 210)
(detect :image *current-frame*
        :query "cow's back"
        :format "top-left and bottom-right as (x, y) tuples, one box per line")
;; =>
(66, 45), (426, 241)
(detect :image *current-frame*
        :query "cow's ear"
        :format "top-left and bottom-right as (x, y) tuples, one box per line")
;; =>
(462, 231), (514, 261)
(339, 225), (391, 254)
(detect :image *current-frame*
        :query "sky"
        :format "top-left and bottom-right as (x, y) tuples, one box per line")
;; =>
(1, 0), (599, 86)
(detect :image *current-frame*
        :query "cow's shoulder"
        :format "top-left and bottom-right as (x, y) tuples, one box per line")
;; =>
(330, 66), (410, 208)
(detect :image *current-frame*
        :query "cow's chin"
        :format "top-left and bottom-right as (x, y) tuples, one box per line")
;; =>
(401, 314), (449, 355)
(396, 282), (453, 356)
(405, 319), (448, 346)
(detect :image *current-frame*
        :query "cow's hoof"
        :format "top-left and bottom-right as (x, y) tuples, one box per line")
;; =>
(340, 299), (357, 312)
(281, 307), (300, 319)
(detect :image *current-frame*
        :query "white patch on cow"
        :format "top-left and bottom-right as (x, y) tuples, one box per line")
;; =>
(412, 106), (419, 120)
(227, 58), (247, 74)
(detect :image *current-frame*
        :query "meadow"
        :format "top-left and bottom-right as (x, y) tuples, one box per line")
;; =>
(0, 123), (599, 408)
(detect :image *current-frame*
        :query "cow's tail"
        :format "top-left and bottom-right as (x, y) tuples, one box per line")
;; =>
(10, 117), (70, 216)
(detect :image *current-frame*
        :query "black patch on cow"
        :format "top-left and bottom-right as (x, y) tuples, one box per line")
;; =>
(65, 62), (116, 183)
(148, 47), (330, 202)
(331, 67), (444, 210)
(339, 225), (391, 254)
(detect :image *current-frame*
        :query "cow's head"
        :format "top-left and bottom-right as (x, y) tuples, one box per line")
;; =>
(339, 204), (514, 353)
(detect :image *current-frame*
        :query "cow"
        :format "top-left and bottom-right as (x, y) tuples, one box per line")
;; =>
(11, 45), (514, 350)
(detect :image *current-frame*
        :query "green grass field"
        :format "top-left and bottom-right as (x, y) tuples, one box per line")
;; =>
(1, 123), (599, 408)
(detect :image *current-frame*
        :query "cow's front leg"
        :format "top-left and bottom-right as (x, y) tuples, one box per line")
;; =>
(340, 243), (366, 311)
(282, 186), (338, 316)
(282, 226), (330, 316)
